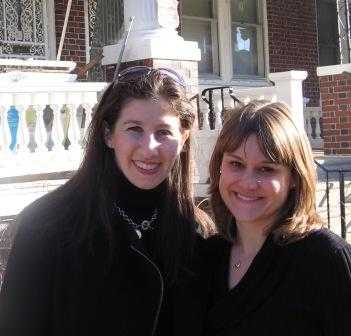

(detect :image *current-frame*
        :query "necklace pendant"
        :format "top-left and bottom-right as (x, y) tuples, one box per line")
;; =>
(141, 220), (151, 230)
(135, 229), (142, 239)
(233, 261), (241, 270)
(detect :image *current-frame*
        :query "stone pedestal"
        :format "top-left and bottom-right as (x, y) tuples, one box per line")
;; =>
(269, 70), (308, 132)
(102, 0), (200, 94)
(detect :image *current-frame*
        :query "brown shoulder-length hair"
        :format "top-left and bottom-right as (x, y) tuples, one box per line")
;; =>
(209, 100), (323, 244)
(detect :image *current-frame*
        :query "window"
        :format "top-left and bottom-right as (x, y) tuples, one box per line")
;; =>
(181, 0), (266, 81)
(181, 0), (219, 76)
(317, 0), (339, 65)
(0, 0), (55, 59)
(231, 0), (264, 76)
(88, 0), (124, 81)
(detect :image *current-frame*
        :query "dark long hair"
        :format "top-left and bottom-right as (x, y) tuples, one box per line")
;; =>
(51, 70), (201, 282)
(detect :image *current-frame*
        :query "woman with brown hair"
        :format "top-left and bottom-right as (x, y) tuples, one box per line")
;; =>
(0, 67), (212, 336)
(205, 100), (351, 335)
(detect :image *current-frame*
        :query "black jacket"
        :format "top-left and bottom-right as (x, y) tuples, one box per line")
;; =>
(205, 229), (351, 336)
(0, 193), (211, 336)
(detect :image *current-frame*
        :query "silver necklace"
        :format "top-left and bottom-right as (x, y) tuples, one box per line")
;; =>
(233, 261), (242, 270)
(114, 204), (158, 237)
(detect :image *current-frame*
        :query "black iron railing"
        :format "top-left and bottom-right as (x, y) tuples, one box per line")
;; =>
(315, 160), (351, 239)
(201, 86), (242, 129)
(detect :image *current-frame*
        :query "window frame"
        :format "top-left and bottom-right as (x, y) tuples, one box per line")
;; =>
(181, 14), (220, 77)
(231, 0), (265, 78)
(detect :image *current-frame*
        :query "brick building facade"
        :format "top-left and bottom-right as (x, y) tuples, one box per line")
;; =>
(318, 66), (351, 154)
(54, 0), (87, 76)
(267, 0), (319, 106)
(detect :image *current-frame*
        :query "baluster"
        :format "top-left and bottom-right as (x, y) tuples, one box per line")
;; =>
(76, 105), (86, 148)
(305, 115), (311, 140)
(60, 104), (71, 150)
(25, 105), (38, 153)
(315, 109), (322, 140)
(81, 103), (92, 147)
(43, 105), (54, 151)
(15, 105), (28, 153)
(310, 111), (317, 140)
(7, 105), (20, 152)
(51, 104), (65, 152)
(199, 98), (210, 130)
(35, 105), (49, 152)
(68, 104), (81, 151)
(67, 91), (84, 151)
(214, 95), (222, 130)
(304, 108), (311, 139)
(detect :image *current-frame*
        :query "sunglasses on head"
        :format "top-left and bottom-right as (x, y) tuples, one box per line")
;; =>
(112, 65), (187, 89)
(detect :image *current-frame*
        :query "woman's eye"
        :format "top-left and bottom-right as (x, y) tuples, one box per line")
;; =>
(157, 129), (172, 137)
(259, 166), (274, 174)
(231, 161), (243, 169)
(127, 126), (143, 133)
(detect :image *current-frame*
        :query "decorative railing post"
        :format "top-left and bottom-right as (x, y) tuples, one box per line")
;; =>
(51, 103), (66, 152)
(269, 71), (308, 131)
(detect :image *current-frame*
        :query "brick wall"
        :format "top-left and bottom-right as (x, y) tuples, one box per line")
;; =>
(267, 0), (319, 106)
(319, 74), (351, 154)
(55, 0), (86, 77)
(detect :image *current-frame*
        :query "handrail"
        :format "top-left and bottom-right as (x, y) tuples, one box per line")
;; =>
(314, 159), (350, 238)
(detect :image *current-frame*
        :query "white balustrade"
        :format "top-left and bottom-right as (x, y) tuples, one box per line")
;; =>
(304, 107), (323, 149)
(0, 82), (107, 177)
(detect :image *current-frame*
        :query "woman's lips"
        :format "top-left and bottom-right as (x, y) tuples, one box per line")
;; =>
(235, 192), (261, 202)
(133, 160), (160, 174)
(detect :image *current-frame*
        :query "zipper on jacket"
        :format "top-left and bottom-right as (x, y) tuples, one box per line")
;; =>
(130, 245), (164, 336)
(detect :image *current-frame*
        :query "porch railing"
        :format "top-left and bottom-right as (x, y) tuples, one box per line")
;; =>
(315, 159), (351, 239)
(0, 82), (108, 177)
(305, 107), (323, 149)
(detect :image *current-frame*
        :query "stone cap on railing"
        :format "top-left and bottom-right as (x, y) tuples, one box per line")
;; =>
(0, 59), (77, 83)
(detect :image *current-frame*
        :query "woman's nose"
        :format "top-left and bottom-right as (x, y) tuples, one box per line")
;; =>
(141, 134), (160, 153)
(241, 171), (261, 189)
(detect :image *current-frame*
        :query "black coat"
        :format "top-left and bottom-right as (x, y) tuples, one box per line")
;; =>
(0, 193), (211, 336)
(205, 229), (351, 336)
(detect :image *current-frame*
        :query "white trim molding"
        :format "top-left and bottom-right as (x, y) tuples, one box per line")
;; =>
(317, 63), (351, 76)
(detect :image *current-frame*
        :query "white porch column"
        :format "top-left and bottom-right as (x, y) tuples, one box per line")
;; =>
(103, 0), (200, 63)
(269, 71), (308, 131)
(102, 0), (201, 91)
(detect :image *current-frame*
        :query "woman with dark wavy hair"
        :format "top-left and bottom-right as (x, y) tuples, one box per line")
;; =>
(205, 100), (351, 335)
(0, 67), (212, 336)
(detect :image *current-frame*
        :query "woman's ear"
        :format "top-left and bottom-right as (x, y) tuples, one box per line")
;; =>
(104, 122), (113, 149)
(290, 173), (297, 190)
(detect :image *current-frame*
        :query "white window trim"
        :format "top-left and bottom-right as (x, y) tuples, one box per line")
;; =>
(47, 0), (57, 59)
(198, 0), (270, 86)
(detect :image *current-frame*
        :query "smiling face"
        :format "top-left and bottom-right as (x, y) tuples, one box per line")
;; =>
(105, 98), (189, 190)
(219, 134), (293, 230)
